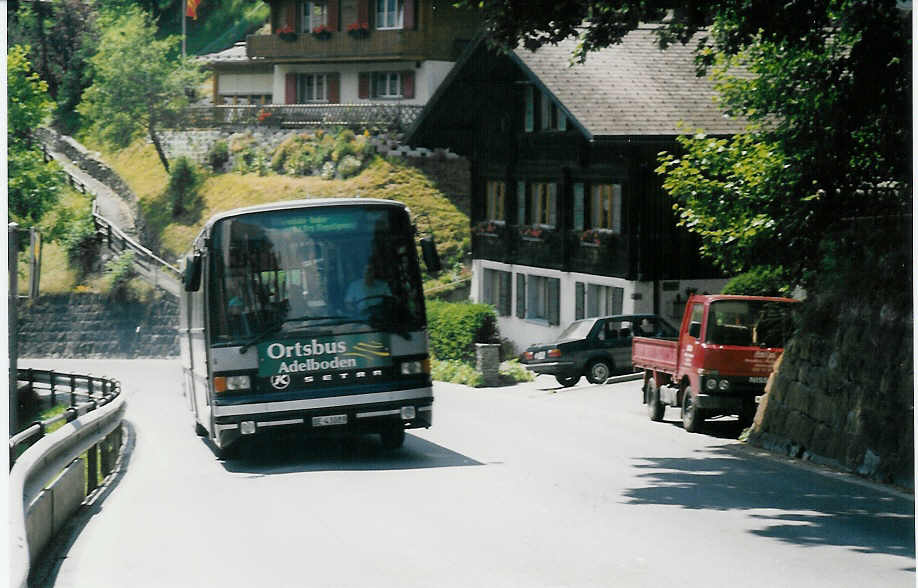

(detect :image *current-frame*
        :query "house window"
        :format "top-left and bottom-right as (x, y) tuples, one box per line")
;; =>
(589, 184), (622, 232)
(482, 268), (511, 316)
(530, 182), (557, 226)
(485, 181), (505, 222)
(302, 1), (328, 32)
(373, 72), (402, 98)
(376, 0), (404, 29)
(586, 284), (623, 317)
(298, 74), (328, 102)
(540, 91), (565, 131)
(525, 87), (566, 132)
(526, 275), (560, 324)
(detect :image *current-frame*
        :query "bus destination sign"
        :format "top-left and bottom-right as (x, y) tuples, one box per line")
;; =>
(257, 333), (392, 378)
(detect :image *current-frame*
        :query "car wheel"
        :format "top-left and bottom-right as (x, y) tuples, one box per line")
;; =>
(646, 378), (665, 422)
(586, 360), (612, 384)
(682, 387), (704, 433)
(556, 374), (580, 387)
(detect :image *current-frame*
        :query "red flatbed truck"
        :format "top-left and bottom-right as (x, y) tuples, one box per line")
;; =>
(632, 294), (798, 432)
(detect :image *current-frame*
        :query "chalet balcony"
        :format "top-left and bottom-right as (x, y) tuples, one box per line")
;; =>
(246, 29), (465, 62)
(471, 224), (631, 277)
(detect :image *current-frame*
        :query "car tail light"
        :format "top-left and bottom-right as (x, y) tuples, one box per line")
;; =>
(523, 351), (534, 360)
(548, 348), (562, 358)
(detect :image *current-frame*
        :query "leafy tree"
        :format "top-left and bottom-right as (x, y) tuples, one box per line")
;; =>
(78, 6), (205, 172)
(8, 0), (99, 133)
(8, 45), (63, 227)
(458, 1), (912, 289)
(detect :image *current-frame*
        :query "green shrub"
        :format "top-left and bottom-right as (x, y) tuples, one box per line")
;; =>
(722, 266), (792, 297)
(166, 156), (203, 216)
(338, 154), (362, 178)
(104, 250), (136, 301)
(61, 211), (99, 277)
(499, 359), (534, 384)
(206, 140), (229, 172)
(426, 300), (499, 363)
(431, 359), (484, 387)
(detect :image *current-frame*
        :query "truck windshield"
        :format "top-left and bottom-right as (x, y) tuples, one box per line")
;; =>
(706, 300), (796, 348)
(207, 205), (425, 345)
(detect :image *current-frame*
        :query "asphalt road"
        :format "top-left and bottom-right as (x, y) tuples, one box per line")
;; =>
(24, 359), (915, 588)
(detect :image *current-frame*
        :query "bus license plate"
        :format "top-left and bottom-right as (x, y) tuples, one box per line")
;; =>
(312, 415), (347, 427)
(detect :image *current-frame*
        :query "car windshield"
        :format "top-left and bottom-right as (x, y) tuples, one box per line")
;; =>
(207, 206), (425, 345)
(557, 319), (596, 341)
(706, 300), (796, 348)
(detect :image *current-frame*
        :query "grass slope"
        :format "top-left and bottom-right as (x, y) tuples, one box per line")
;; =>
(96, 140), (470, 284)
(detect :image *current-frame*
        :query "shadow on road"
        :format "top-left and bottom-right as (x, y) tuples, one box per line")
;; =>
(623, 446), (915, 560)
(217, 431), (483, 475)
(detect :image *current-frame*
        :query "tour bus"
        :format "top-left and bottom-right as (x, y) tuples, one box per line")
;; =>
(179, 198), (440, 456)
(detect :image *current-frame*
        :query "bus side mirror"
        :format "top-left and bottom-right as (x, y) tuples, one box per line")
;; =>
(183, 254), (202, 292)
(420, 236), (441, 273)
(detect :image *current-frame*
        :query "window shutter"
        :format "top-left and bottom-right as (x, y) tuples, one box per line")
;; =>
(285, 73), (297, 104)
(327, 74), (340, 104)
(499, 271), (511, 316)
(548, 183), (557, 226)
(559, 112), (567, 131)
(517, 181), (526, 225)
(516, 273), (526, 319)
(548, 278), (560, 325)
(404, 0), (416, 29)
(612, 184), (622, 233)
(401, 71), (415, 99)
(356, 0), (369, 25)
(611, 287), (624, 315)
(328, 0), (339, 30)
(575, 282), (584, 320)
(573, 183), (584, 231)
(358, 72), (370, 99)
(285, 0), (296, 28)
(524, 86), (534, 132)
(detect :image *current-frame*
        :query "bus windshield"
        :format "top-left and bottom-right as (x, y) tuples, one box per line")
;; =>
(207, 205), (425, 345)
(706, 299), (796, 348)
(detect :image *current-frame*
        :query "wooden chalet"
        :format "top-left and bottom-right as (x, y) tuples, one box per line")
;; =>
(407, 27), (748, 350)
(201, 1), (480, 107)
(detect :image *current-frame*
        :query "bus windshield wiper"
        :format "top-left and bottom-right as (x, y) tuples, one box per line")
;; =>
(238, 315), (347, 353)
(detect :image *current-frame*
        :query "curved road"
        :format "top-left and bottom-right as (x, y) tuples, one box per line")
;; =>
(22, 359), (915, 588)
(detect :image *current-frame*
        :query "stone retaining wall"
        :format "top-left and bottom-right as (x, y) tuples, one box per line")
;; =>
(751, 301), (913, 489)
(17, 294), (179, 359)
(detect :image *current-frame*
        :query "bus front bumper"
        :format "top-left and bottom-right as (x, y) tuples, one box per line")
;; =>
(212, 387), (433, 447)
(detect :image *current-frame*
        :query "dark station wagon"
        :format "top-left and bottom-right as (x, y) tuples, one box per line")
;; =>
(520, 314), (678, 387)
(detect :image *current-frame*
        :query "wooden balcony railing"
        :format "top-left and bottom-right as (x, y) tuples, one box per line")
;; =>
(246, 29), (464, 61)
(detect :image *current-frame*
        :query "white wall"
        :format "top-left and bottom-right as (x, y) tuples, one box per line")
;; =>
(474, 259), (662, 354)
(217, 73), (274, 95)
(272, 60), (451, 104)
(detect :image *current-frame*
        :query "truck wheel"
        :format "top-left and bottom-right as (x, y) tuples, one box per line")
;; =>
(681, 387), (704, 433)
(646, 378), (665, 422)
(586, 360), (612, 384)
(380, 427), (405, 450)
(556, 374), (580, 387)
(739, 397), (756, 429)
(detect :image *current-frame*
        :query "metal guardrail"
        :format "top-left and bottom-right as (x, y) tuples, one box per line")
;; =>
(9, 369), (127, 588)
(90, 200), (182, 285)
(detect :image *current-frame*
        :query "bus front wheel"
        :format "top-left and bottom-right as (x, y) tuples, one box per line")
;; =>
(380, 427), (405, 449)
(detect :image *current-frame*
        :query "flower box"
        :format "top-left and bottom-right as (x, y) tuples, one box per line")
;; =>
(347, 22), (370, 39)
(311, 26), (332, 40)
(276, 25), (297, 42)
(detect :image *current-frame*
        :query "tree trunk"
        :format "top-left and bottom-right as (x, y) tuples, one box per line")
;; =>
(149, 125), (170, 173)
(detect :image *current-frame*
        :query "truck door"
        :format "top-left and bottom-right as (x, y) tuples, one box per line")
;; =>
(680, 302), (706, 375)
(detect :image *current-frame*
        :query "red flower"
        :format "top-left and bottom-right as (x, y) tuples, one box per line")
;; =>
(276, 24), (295, 35)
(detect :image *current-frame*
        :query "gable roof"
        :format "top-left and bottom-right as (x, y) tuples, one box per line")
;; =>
(408, 25), (748, 143)
(511, 26), (747, 138)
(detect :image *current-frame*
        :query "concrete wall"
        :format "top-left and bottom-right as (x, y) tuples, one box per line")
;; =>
(751, 300), (914, 489)
(17, 294), (179, 359)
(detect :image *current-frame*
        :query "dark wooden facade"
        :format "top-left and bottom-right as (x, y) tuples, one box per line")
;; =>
(249, 0), (480, 62)
(409, 41), (720, 284)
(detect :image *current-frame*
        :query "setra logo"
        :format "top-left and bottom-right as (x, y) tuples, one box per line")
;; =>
(270, 374), (291, 390)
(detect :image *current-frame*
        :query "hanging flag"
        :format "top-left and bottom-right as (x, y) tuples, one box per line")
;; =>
(186, 0), (201, 20)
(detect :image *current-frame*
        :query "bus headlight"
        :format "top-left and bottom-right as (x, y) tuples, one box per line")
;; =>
(400, 359), (430, 376)
(214, 375), (251, 394)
